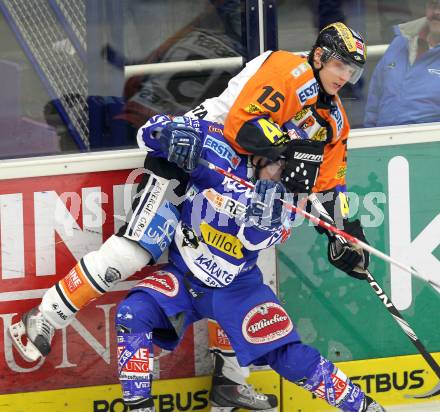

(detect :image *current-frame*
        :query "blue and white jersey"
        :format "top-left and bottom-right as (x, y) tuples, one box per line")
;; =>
(138, 115), (294, 288)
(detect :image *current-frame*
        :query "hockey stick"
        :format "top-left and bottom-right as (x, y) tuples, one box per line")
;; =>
(198, 158), (440, 290)
(198, 158), (440, 398)
(308, 193), (440, 399)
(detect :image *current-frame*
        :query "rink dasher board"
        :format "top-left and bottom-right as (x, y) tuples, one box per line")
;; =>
(0, 147), (276, 397)
(2, 353), (440, 411)
(2, 121), (440, 179)
(1, 124), (440, 405)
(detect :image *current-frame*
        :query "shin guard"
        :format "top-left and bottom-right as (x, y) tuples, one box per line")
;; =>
(117, 330), (154, 406)
(299, 356), (365, 411)
(40, 235), (151, 329)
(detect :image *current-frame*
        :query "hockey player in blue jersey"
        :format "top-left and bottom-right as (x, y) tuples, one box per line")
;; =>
(115, 114), (386, 412)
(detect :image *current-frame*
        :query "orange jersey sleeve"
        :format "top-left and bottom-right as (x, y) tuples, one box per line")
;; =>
(223, 51), (319, 154)
(313, 96), (350, 192)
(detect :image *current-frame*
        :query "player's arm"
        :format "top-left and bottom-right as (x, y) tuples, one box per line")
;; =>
(235, 116), (291, 160)
(311, 185), (370, 281)
(137, 114), (203, 172)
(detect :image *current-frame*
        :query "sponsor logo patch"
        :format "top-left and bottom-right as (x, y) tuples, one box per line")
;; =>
(330, 22), (357, 53)
(291, 62), (311, 78)
(242, 302), (293, 344)
(208, 124), (224, 135)
(336, 165), (347, 179)
(313, 127), (327, 141)
(64, 266), (84, 293)
(330, 104), (344, 137)
(104, 267), (122, 283)
(200, 221), (243, 259)
(296, 79), (319, 104)
(204, 135), (241, 169)
(127, 176), (169, 241)
(245, 103), (264, 114)
(181, 224), (200, 249)
(208, 319), (232, 350)
(314, 369), (350, 404)
(293, 152), (323, 163)
(186, 184), (199, 201)
(137, 271), (179, 297)
(203, 188), (247, 219)
(294, 107), (310, 121)
(118, 345), (152, 380)
(194, 253), (237, 286)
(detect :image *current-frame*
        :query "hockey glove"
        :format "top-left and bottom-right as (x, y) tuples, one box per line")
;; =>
(159, 122), (202, 172)
(280, 140), (325, 194)
(327, 219), (370, 280)
(245, 180), (286, 230)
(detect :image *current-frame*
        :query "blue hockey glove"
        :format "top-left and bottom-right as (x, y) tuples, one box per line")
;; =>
(327, 219), (370, 280)
(246, 180), (286, 230)
(159, 122), (202, 172)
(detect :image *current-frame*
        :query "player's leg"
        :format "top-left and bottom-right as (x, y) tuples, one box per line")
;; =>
(116, 291), (174, 412)
(117, 265), (196, 412)
(9, 156), (188, 362)
(116, 292), (172, 412)
(208, 319), (278, 412)
(213, 269), (385, 412)
(266, 343), (386, 411)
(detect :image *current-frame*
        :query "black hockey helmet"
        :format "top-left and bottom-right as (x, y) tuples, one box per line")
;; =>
(309, 22), (367, 84)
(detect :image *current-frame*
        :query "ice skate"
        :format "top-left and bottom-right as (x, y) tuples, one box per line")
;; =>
(210, 380), (278, 412)
(127, 406), (155, 412)
(9, 306), (55, 362)
(363, 395), (386, 412)
(125, 397), (155, 412)
(128, 407), (155, 412)
(210, 354), (278, 412)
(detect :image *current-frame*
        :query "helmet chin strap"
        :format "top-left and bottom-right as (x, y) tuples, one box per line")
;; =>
(308, 48), (335, 104)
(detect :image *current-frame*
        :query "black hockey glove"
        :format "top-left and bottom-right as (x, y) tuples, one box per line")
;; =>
(280, 139), (325, 194)
(159, 122), (202, 172)
(327, 219), (370, 280)
(246, 179), (286, 230)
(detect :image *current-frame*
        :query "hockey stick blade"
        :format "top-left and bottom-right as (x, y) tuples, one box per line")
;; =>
(407, 381), (440, 399)
(364, 270), (440, 399)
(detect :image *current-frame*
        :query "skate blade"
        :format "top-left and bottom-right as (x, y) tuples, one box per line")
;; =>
(210, 406), (239, 412)
(211, 405), (277, 412)
(9, 320), (43, 362)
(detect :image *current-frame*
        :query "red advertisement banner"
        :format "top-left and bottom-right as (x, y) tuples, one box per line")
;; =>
(0, 169), (198, 395)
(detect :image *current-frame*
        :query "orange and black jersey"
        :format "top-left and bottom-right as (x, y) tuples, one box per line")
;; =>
(221, 50), (350, 193)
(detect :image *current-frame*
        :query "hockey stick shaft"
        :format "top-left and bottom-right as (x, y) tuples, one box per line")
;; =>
(199, 158), (440, 289)
(306, 193), (440, 392)
(199, 158), (440, 396)
(199, 157), (440, 396)
(366, 270), (440, 381)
